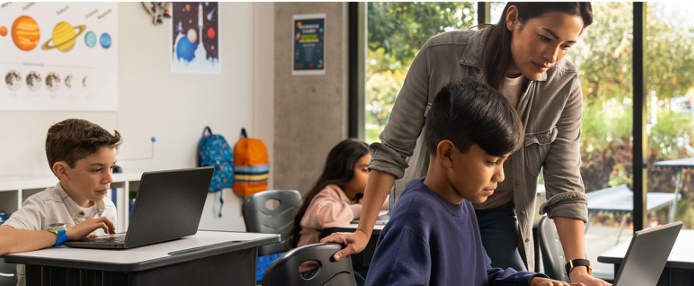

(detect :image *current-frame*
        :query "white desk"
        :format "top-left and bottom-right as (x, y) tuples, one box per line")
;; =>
(598, 229), (694, 285)
(4, 231), (280, 286)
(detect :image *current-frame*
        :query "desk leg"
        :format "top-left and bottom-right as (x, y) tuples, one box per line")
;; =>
(616, 214), (628, 245)
(585, 212), (593, 234)
(669, 170), (683, 223)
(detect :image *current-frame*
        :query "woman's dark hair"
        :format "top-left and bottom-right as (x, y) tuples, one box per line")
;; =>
(288, 138), (370, 249)
(424, 78), (524, 157)
(482, 2), (593, 91)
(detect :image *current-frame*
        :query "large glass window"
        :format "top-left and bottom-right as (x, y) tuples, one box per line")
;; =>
(569, 2), (634, 278)
(646, 3), (694, 229)
(365, 2), (477, 143)
(358, 1), (693, 280)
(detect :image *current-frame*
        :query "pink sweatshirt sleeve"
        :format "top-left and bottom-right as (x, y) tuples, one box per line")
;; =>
(300, 185), (359, 229)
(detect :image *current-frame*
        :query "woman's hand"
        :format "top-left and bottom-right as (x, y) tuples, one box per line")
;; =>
(530, 277), (585, 286)
(319, 229), (370, 261)
(569, 269), (612, 286)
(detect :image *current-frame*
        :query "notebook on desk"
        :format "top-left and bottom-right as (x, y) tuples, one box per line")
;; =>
(611, 221), (682, 286)
(64, 167), (214, 249)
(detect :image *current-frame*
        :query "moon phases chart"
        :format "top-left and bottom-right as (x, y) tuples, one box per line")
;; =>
(171, 2), (220, 74)
(0, 2), (118, 111)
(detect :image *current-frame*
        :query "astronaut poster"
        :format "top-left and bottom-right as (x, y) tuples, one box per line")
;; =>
(171, 2), (220, 74)
(0, 2), (118, 111)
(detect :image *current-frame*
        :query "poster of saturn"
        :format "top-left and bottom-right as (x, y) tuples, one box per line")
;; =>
(0, 2), (118, 111)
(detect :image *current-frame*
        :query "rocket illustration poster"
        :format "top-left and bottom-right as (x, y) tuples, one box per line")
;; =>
(0, 2), (118, 111)
(171, 2), (220, 74)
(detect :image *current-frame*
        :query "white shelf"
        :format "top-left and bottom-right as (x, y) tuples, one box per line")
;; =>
(0, 172), (143, 232)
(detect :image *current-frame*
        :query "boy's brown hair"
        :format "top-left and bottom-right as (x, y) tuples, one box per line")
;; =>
(45, 119), (122, 170)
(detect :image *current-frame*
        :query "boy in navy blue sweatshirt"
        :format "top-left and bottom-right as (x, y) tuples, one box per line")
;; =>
(365, 79), (578, 286)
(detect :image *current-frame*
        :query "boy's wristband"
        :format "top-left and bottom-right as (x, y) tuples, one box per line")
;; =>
(47, 223), (68, 247)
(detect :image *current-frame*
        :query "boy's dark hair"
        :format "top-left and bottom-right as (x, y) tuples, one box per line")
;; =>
(424, 78), (524, 157)
(46, 118), (122, 170)
(288, 138), (370, 249)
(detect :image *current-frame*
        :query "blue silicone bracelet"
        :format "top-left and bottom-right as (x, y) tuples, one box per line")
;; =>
(53, 229), (68, 247)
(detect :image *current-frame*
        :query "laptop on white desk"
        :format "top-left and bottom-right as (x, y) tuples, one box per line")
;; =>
(64, 167), (213, 249)
(608, 221), (682, 286)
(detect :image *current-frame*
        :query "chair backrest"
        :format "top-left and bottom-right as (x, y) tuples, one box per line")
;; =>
(0, 258), (17, 286)
(537, 215), (569, 282)
(242, 190), (302, 255)
(262, 243), (357, 286)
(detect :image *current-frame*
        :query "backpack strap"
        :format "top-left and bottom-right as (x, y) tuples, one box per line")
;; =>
(203, 126), (213, 138)
(240, 128), (248, 138)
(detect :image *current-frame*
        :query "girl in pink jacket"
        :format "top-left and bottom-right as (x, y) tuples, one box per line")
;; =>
(289, 138), (388, 249)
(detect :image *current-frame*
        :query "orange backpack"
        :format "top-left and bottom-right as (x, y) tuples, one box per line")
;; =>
(233, 128), (270, 196)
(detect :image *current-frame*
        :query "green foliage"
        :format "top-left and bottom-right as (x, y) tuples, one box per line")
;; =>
(646, 4), (694, 100)
(365, 63), (404, 128)
(366, 124), (385, 144)
(570, 2), (633, 102)
(649, 110), (694, 160)
(367, 2), (475, 70)
(365, 2), (477, 142)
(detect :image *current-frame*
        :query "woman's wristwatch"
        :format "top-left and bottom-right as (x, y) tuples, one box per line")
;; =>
(565, 259), (592, 276)
(47, 223), (68, 247)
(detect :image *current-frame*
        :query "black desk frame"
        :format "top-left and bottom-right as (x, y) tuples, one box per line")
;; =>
(5, 233), (278, 286)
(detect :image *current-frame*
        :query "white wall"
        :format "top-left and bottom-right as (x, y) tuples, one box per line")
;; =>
(0, 2), (275, 232)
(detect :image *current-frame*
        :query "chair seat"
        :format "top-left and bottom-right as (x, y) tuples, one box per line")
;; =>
(262, 243), (357, 286)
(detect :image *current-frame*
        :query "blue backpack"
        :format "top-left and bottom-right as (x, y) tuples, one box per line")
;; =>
(198, 126), (234, 217)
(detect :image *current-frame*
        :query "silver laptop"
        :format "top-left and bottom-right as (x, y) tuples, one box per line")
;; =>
(612, 221), (683, 285)
(64, 167), (214, 249)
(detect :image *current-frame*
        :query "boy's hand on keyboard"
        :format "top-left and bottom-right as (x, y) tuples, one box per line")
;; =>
(66, 217), (116, 240)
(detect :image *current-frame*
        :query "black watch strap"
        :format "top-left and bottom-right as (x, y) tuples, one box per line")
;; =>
(565, 259), (592, 276)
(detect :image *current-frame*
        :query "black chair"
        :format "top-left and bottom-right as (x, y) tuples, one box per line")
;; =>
(242, 190), (302, 255)
(262, 243), (357, 286)
(537, 215), (569, 282)
(0, 258), (17, 286)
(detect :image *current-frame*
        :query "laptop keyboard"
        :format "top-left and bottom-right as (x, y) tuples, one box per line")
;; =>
(87, 235), (125, 243)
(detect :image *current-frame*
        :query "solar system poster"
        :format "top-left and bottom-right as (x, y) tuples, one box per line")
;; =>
(171, 2), (220, 74)
(292, 14), (325, 76)
(0, 2), (118, 111)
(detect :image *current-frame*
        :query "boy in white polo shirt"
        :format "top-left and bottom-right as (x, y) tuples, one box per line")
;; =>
(0, 118), (120, 285)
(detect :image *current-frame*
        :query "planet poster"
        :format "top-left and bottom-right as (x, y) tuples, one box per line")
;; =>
(171, 2), (220, 74)
(0, 2), (118, 111)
